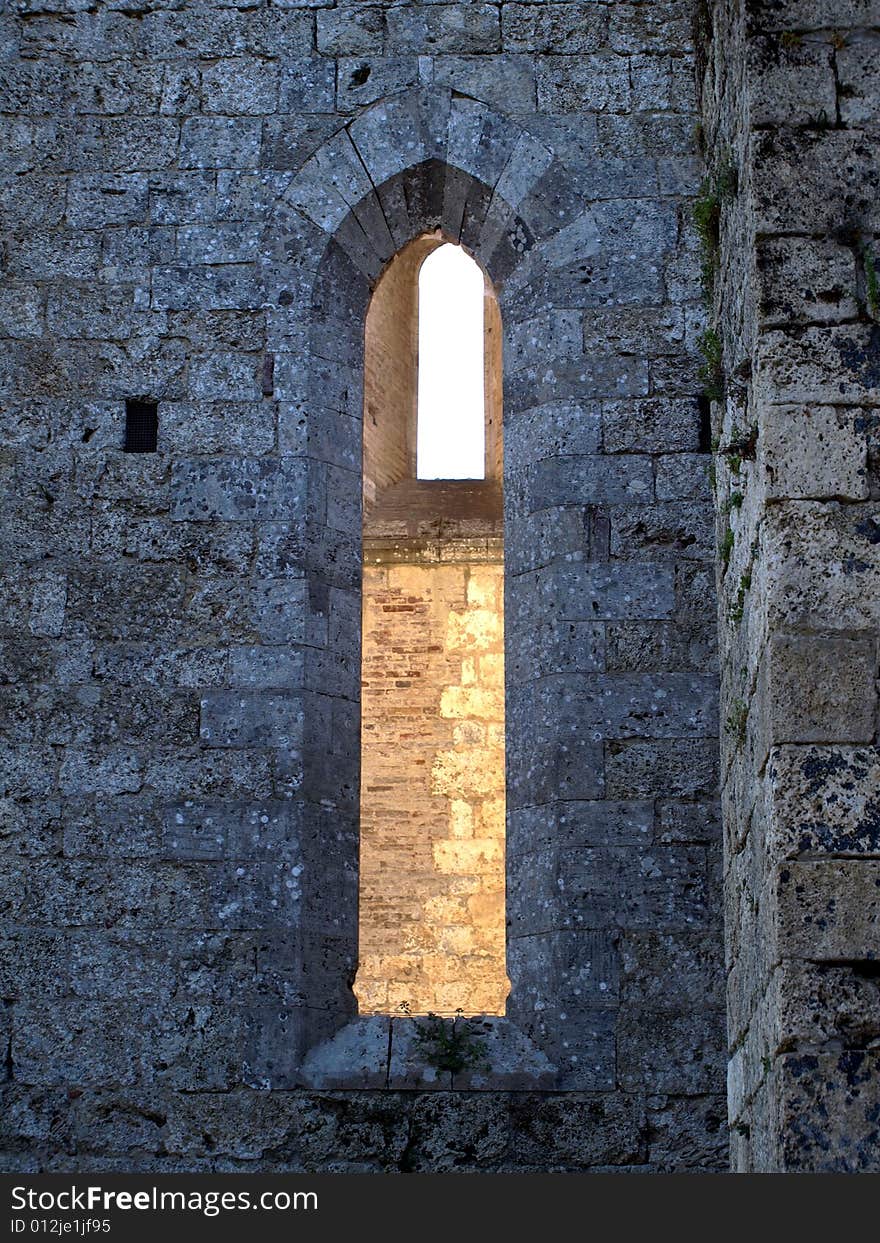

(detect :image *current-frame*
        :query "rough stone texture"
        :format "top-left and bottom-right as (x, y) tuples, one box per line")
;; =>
(358, 558), (508, 1016)
(0, 0), (742, 1173)
(703, 0), (880, 1172)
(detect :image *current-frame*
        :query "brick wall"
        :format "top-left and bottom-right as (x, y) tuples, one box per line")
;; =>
(357, 555), (507, 1016)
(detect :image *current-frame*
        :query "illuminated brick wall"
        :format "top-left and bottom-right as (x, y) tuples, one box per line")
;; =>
(357, 554), (507, 1016)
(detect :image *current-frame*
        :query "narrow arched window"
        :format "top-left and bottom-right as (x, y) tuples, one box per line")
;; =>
(357, 235), (507, 1017)
(416, 244), (486, 480)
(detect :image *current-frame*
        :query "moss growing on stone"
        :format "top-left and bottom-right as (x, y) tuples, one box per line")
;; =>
(693, 160), (738, 303)
(698, 327), (725, 401)
(728, 567), (752, 623)
(720, 526), (735, 566)
(725, 698), (749, 744)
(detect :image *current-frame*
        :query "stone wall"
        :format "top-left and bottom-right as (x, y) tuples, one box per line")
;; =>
(702, 0), (880, 1171)
(357, 554), (508, 1017)
(2, 0), (729, 1172)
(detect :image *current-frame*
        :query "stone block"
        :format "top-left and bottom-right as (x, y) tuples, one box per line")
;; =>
(171, 457), (305, 523)
(387, 5), (500, 55)
(510, 928), (620, 1009)
(775, 954), (879, 1054)
(176, 224), (260, 266)
(510, 1092), (646, 1168)
(748, 36), (837, 127)
(65, 174), (149, 228)
(152, 265), (261, 312)
(605, 620), (717, 675)
(609, 501), (714, 560)
(558, 844), (712, 931)
(757, 238), (859, 327)
(760, 405), (868, 501)
(603, 397), (701, 454)
(158, 1090), (301, 1162)
(560, 672), (718, 740)
(773, 859), (880, 960)
(46, 287), (133, 340)
(505, 402), (602, 474)
(621, 931), (725, 1008)
(750, 1), (877, 27)
(509, 800), (653, 856)
(336, 56), (421, 112)
(752, 129), (880, 235)
(188, 352), (261, 401)
(524, 453), (654, 510)
(763, 633), (877, 746)
(508, 710), (605, 804)
(610, 4), (692, 55)
(507, 352), (650, 409)
(763, 502), (880, 632)
(298, 1017), (391, 1090)
(646, 1094), (728, 1172)
(435, 55), (536, 113)
(502, 4), (607, 55)
(655, 454), (713, 502)
(774, 1050), (880, 1172)
(512, 1003), (616, 1091)
(837, 33), (880, 129)
(228, 645), (304, 691)
(59, 749), (143, 796)
(317, 6), (386, 56)
(508, 561), (676, 628)
(27, 572), (66, 639)
(537, 55), (631, 114)
(508, 617), (604, 679)
(405, 1093), (510, 1170)
(606, 738), (719, 799)
(657, 800), (721, 844)
(180, 117), (261, 170)
(766, 744), (880, 859)
(618, 1006), (726, 1094)
(201, 59), (279, 116)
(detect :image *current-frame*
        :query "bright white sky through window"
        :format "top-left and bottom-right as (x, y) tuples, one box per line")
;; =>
(416, 243), (485, 479)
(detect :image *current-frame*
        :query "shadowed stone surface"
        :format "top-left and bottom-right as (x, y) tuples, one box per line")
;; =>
(5, 0), (876, 1176)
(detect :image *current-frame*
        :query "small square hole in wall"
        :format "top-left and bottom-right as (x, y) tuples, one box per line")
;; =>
(124, 399), (158, 453)
(697, 395), (713, 453)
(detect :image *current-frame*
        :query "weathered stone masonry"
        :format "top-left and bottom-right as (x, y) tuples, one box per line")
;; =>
(2, 0), (875, 1173)
(702, 0), (880, 1172)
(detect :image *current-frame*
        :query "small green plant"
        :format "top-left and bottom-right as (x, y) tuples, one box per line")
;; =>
(698, 328), (725, 402)
(722, 491), (744, 514)
(728, 567), (752, 623)
(780, 31), (803, 48)
(720, 423), (759, 472)
(412, 1012), (489, 1075)
(694, 181), (722, 301)
(725, 698), (749, 744)
(693, 160), (739, 302)
(720, 526), (735, 566)
(863, 245), (879, 321)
